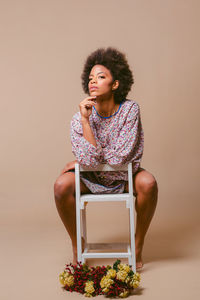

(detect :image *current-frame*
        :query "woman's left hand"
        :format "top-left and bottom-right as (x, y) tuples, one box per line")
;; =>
(60, 160), (77, 175)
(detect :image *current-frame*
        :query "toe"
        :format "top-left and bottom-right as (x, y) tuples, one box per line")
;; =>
(136, 261), (143, 271)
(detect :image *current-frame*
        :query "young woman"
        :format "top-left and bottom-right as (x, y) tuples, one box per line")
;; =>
(54, 47), (158, 270)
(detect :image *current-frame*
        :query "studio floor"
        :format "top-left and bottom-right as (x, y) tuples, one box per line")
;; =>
(1, 217), (199, 300)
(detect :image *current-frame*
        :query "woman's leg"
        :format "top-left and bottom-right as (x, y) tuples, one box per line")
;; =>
(125, 168), (158, 269)
(54, 171), (91, 263)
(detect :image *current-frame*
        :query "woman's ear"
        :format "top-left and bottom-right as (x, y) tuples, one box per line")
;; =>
(112, 80), (119, 91)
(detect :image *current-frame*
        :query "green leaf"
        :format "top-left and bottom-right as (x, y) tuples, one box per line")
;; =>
(113, 259), (121, 271)
(82, 263), (89, 272)
(128, 270), (134, 276)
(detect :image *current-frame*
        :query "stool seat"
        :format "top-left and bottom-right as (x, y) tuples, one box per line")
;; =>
(75, 162), (136, 272)
(80, 193), (131, 209)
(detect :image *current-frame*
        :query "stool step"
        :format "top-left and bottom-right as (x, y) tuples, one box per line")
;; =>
(80, 193), (130, 202)
(82, 243), (132, 259)
(82, 252), (131, 259)
(87, 242), (129, 250)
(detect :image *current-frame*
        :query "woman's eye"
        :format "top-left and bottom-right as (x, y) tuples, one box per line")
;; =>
(88, 76), (105, 81)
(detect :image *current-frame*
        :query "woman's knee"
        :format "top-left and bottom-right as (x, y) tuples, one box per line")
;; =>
(136, 171), (158, 195)
(54, 173), (75, 201)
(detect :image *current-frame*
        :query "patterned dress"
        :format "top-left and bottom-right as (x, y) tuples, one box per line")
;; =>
(70, 99), (144, 194)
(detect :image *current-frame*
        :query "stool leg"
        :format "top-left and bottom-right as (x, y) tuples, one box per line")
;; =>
(81, 208), (87, 264)
(76, 201), (82, 262)
(75, 163), (82, 264)
(129, 197), (136, 273)
(76, 203), (82, 263)
(82, 207), (87, 245)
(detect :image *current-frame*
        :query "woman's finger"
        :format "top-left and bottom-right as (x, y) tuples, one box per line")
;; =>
(83, 97), (96, 104)
(87, 96), (97, 100)
(84, 99), (96, 106)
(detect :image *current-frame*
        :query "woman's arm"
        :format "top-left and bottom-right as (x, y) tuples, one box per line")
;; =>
(79, 96), (97, 147)
(70, 96), (103, 167)
(81, 117), (97, 148)
(103, 102), (144, 166)
(70, 117), (103, 167)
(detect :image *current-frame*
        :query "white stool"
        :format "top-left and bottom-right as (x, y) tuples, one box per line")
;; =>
(75, 162), (136, 273)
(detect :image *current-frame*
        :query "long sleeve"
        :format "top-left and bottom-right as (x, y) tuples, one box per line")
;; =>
(70, 113), (103, 167)
(103, 102), (144, 166)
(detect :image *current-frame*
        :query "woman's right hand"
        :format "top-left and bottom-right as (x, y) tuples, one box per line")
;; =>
(60, 160), (77, 175)
(79, 96), (97, 119)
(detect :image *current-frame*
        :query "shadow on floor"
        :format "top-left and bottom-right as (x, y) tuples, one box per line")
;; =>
(143, 217), (200, 264)
(88, 216), (200, 272)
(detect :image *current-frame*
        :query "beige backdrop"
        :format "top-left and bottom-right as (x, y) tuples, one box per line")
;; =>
(1, 0), (199, 299)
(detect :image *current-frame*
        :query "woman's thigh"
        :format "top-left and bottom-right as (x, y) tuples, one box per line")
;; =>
(58, 170), (91, 195)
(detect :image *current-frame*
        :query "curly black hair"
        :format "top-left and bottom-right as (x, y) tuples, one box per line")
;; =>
(81, 47), (134, 104)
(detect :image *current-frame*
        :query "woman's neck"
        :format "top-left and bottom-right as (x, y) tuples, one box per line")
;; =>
(95, 96), (118, 117)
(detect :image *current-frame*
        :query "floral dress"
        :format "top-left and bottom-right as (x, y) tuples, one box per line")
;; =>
(70, 99), (144, 194)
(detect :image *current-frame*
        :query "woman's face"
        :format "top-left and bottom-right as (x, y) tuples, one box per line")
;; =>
(88, 65), (118, 98)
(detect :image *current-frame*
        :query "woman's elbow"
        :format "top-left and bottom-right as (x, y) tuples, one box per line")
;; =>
(79, 157), (100, 169)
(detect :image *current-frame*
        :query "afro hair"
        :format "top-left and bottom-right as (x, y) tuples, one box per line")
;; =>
(81, 47), (134, 104)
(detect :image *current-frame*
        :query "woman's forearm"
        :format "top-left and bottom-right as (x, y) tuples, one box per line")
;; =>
(81, 117), (97, 147)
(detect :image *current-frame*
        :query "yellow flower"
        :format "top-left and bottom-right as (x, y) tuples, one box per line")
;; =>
(107, 268), (116, 279)
(118, 264), (124, 270)
(59, 274), (65, 286)
(84, 293), (93, 297)
(133, 272), (141, 282)
(59, 271), (74, 286)
(59, 271), (69, 285)
(85, 281), (95, 294)
(118, 263), (130, 273)
(119, 289), (129, 298)
(129, 279), (140, 289)
(102, 287), (109, 293)
(116, 270), (128, 282)
(64, 275), (74, 286)
(100, 275), (114, 289)
(125, 276), (131, 284)
(133, 280), (139, 288)
(128, 280), (133, 288)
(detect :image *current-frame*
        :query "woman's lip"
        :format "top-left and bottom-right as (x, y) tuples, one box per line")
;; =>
(90, 87), (98, 90)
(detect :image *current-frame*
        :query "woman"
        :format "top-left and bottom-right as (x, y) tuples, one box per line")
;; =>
(54, 47), (158, 270)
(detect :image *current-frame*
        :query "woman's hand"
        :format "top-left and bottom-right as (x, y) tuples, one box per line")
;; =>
(79, 96), (97, 119)
(60, 160), (77, 175)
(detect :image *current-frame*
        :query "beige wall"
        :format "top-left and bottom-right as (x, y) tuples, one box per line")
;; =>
(1, 0), (199, 238)
(1, 1), (200, 299)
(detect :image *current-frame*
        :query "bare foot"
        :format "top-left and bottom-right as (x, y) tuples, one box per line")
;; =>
(72, 237), (85, 264)
(136, 261), (143, 271)
(136, 255), (143, 270)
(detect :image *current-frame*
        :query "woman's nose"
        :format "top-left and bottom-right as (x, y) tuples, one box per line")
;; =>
(91, 77), (97, 84)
